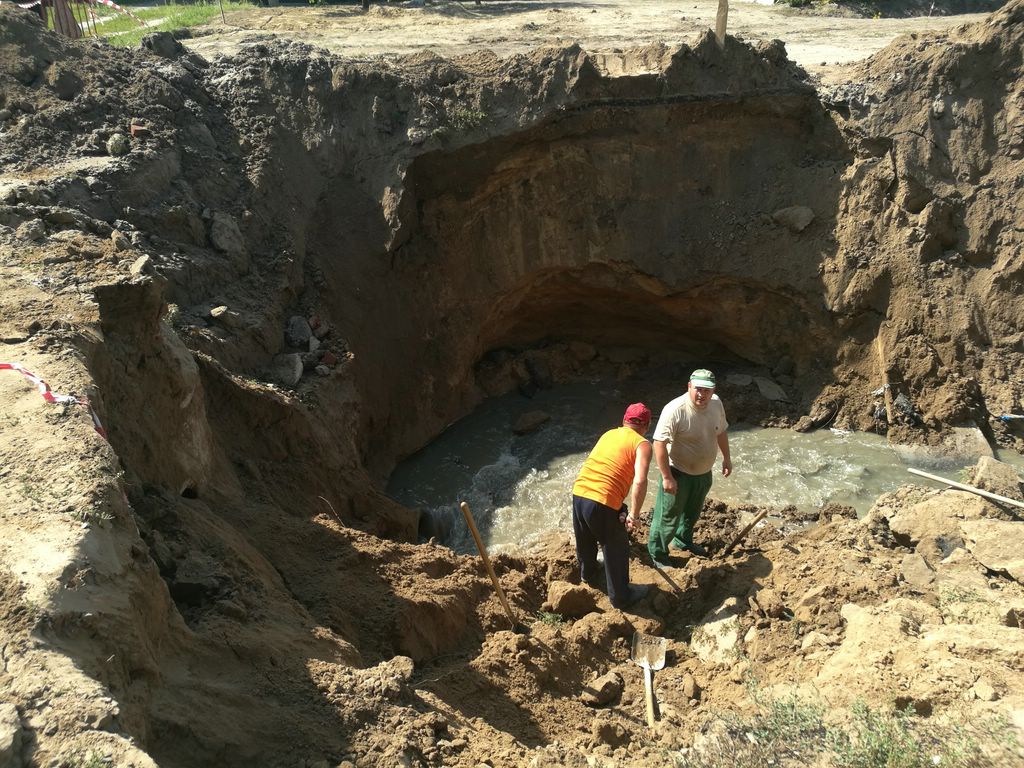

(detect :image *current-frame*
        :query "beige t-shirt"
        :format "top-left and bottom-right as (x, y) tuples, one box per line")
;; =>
(653, 393), (728, 475)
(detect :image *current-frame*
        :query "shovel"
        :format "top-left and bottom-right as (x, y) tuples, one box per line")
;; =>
(631, 631), (667, 727)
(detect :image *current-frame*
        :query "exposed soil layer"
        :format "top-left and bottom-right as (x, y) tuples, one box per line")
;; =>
(1, 2), (1024, 767)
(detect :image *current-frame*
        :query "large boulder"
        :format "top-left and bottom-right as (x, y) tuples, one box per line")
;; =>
(960, 519), (1024, 584)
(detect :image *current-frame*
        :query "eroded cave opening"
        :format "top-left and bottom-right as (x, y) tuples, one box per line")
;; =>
(299, 88), (851, 490)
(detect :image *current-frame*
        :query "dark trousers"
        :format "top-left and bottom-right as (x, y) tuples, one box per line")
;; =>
(572, 495), (630, 608)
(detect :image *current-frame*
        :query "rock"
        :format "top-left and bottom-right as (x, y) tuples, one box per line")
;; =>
(749, 587), (785, 618)
(793, 415), (815, 432)
(581, 671), (623, 706)
(726, 373), (753, 387)
(15, 220), (44, 242)
(111, 230), (131, 251)
(106, 133), (130, 156)
(892, 426), (993, 465)
(800, 630), (824, 651)
(142, 31), (185, 59)
(754, 376), (788, 401)
(130, 122), (152, 140)
(269, 353), (304, 388)
(543, 581), (599, 619)
(960, 519), (1024, 583)
(690, 597), (742, 663)
(285, 315), (312, 348)
(129, 256), (152, 277)
(308, 335), (321, 353)
(900, 553), (936, 589)
(170, 551), (220, 605)
(320, 351), (338, 366)
(513, 410), (550, 435)
(209, 212), (245, 256)
(972, 679), (998, 702)
(216, 599), (247, 620)
(967, 457), (1023, 501)
(681, 672), (700, 700)
(0, 702), (22, 768)
(566, 610), (633, 648)
(312, 320), (331, 340)
(315, 365), (330, 377)
(772, 205), (815, 232)
(590, 715), (629, 747)
(790, 584), (831, 623)
(524, 352), (553, 389)
(888, 493), (987, 548)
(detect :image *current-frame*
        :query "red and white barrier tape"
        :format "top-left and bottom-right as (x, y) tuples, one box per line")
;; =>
(11, 0), (145, 27)
(89, 0), (145, 27)
(1, 362), (107, 439)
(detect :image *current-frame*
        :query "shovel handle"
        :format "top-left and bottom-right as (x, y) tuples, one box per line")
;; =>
(643, 664), (656, 727)
(460, 501), (517, 628)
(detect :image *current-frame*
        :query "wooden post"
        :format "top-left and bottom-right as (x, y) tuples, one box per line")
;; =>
(875, 329), (895, 425)
(907, 468), (1024, 510)
(460, 502), (518, 628)
(715, 0), (728, 49)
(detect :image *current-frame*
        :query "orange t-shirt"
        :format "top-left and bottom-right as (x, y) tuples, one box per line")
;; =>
(572, 426), (647, 509)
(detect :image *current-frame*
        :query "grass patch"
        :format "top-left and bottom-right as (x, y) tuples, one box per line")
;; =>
(446, 107), (487, 132)
(672, 688), (1021, 768)
(42, 2), (256, 49)
(534, 610), (564, 627)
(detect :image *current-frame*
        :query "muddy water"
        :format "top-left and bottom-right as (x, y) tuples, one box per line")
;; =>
(387, 380), (983, 555)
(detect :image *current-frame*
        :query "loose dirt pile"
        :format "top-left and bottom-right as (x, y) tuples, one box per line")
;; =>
(1, 1), (1024, 766)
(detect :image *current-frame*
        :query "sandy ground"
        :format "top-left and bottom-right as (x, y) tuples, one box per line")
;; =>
(188, 0), (988, 79)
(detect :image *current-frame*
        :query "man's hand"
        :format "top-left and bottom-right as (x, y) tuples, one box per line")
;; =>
(662, 475), (678, 495)
(722, 458), (733, 477)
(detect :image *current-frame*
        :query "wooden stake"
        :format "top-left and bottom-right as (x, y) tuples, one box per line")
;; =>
(715, 0), (728, 49)
(875, 330), (895, 425)
(907, 468), (1024, 510)
(460, 501), (517, 628)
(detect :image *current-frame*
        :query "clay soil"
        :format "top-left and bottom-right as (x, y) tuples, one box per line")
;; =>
(2, 1), (1024, 767)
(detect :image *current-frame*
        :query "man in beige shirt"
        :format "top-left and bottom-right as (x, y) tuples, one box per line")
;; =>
(648, 369), (732, 564)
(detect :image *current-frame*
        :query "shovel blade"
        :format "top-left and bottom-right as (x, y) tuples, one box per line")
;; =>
(630, 631), (667, 671)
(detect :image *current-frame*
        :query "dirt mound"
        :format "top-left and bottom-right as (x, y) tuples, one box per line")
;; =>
(2, 2), (1024, 767)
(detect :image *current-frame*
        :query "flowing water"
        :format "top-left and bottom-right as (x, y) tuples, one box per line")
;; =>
(387, 379), (1006, 555)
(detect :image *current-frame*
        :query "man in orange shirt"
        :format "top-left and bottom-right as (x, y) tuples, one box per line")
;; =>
(571, 403), (653, 609)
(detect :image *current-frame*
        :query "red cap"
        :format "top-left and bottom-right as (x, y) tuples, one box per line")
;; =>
(623, 403), (651, 425)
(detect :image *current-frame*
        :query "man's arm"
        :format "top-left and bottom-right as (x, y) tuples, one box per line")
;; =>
(653, 440), (677, 494)
(717, 431), (732, 477)
(627, 441), (652, 531)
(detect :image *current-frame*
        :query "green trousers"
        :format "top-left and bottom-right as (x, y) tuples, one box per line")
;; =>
(647, 467), (713, 562)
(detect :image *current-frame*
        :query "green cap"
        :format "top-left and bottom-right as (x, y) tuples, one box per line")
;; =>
(690, 369), (716, 388)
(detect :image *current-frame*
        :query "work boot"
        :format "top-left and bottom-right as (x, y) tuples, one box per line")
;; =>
(614, 584), (649, 608)
(686, 542), (708, 557)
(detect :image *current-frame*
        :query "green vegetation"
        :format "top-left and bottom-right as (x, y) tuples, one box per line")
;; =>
(534, 610), (565, 627)
(43, 2), (255, 49)
(70, 752), (108, 768)
(673, 687), (1021, 768)
(937, 584), (984, 624)
(447, 108), (487, 132)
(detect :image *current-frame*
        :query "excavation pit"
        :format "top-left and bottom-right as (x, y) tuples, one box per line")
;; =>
(2, 3), (1024, 767)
